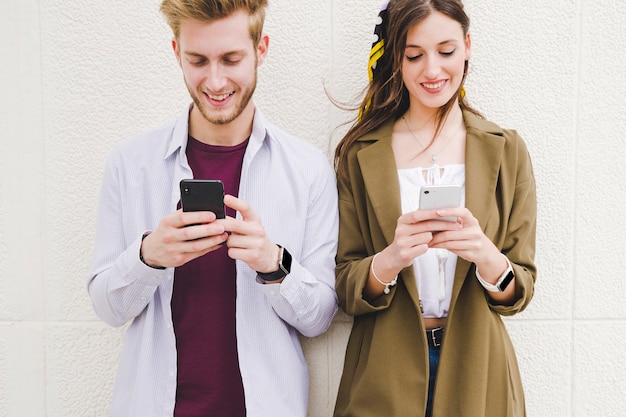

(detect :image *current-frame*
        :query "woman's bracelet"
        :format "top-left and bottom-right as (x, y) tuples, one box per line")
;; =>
(371, 252), (398, 294)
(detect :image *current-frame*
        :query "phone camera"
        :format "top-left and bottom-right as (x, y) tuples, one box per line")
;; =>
(183, 187), (190, 195)
(424, 190), (430, 194)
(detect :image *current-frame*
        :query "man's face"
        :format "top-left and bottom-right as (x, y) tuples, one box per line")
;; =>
(173, 10), (268, 126)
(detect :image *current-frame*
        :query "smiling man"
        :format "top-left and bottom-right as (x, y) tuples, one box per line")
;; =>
(87, 1), (339, 416)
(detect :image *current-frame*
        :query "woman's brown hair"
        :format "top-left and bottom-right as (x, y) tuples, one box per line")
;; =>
(334, 0), (482, 175)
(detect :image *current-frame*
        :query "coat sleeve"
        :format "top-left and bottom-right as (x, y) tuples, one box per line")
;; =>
(489, 130), (537, 316)
(334, 150), (397, 316)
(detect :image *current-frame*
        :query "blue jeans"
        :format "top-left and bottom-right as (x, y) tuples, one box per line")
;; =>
(426, 345), (441, 417)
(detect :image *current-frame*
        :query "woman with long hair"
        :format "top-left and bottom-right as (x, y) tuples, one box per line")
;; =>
(333, 1), (537, 416)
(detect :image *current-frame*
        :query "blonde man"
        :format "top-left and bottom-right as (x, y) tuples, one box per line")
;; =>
(87, 1), (338, 416)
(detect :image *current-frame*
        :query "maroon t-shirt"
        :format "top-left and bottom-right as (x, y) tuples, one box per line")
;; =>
(171, 136), (249, 417)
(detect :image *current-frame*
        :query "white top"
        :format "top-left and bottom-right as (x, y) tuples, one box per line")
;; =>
(398, 164), (465, 318)
(87, 105), (339, 417)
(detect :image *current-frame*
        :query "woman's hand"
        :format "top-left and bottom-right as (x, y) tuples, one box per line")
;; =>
(426, 207), (500, 265)
(386, 209), (463, 270)
(428, 207), (516, 303)
(364, 209), (462, 300)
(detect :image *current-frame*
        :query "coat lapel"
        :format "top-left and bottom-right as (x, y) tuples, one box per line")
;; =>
(450, 112), (506, 306)
(356, 124), (424, 310)
(356, 121), (402, 248)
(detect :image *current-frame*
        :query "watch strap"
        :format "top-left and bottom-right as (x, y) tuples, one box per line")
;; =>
(257, 245), (292, 282)
(139, 232), (166, 270)
(475, 256), (514, 292)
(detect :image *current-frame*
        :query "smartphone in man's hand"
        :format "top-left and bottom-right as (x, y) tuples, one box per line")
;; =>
(179, 179), (226, 219)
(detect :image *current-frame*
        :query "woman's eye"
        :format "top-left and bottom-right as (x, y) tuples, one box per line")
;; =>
(406, 54), (423, 62)
(440, 49), (456, 56)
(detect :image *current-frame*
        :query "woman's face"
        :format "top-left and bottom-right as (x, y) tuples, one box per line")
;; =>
(401, 11), (471, 113)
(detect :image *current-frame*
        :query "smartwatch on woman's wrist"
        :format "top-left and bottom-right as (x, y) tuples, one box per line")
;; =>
(475, 256), (514, 292)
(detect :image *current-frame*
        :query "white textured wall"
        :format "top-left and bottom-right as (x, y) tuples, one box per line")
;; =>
(1, 0), (625, 416)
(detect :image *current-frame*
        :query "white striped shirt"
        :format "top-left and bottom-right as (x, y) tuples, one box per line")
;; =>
(87, 105), (339, 417)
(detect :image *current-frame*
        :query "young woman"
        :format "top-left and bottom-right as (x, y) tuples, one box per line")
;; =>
(333, 1), (537, 416)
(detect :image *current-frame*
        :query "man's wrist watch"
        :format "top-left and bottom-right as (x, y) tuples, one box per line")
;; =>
(475, 256), (515, 292)
(257, 245), (292, 282)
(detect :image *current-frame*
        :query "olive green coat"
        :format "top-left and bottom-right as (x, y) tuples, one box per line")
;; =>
(334, 112), (537, 417)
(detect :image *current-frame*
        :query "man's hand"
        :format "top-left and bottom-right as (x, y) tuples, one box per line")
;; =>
(220, 194), (280, 273)
(140, 209), (228, 268)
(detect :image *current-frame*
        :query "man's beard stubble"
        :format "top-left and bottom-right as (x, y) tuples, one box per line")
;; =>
(189, 74), (257, 126)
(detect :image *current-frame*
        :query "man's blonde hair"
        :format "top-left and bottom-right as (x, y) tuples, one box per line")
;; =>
(160, 0), (268, 44)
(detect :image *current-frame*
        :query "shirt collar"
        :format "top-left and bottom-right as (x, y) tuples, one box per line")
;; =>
(250, 106), (271, 146)
(164, 103), (273, 160)
(165, 103), (193, 160)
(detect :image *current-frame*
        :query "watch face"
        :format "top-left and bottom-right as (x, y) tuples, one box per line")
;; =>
(258, 246), (292, 281)
(497, 270), (514, 292)
(280, 247), (292, 274)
